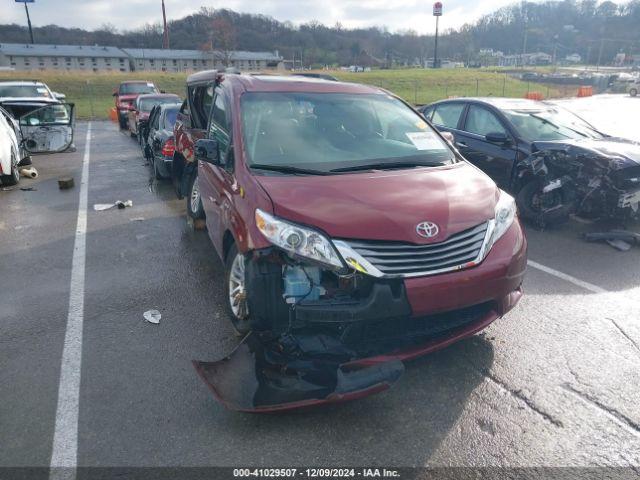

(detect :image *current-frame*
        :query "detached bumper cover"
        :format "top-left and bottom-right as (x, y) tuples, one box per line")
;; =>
(193, 333), (404, 413)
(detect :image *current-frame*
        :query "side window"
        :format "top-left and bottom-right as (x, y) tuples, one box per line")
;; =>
(209, 92), (232, 165)
(431, 104), (464, 129)
(152, 110), (160, 129)
(189, 84), (214, 129)
(464, 105), (507, 137)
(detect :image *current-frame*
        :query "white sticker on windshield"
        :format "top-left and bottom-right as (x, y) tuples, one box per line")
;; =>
(37, 88), (48, 93)
(147, 83), (154, 88)
(406, 132), (444, 150)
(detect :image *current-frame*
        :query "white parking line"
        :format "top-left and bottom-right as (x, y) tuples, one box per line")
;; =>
(49, 124), (91, 480)
(527, 260), (607, 294)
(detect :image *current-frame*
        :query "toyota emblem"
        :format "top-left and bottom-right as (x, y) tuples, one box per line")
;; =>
(416, 221), (439, 238)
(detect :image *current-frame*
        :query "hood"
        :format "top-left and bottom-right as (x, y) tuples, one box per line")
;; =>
(533, 137), (640, 169)
(255, 162), (498, 244)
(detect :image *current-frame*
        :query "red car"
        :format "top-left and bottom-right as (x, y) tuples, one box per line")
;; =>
(113, 81), (159, 129)
(190, 73), (527, 412)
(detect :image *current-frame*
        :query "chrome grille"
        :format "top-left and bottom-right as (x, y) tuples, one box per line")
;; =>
(342, 222), (488, 276)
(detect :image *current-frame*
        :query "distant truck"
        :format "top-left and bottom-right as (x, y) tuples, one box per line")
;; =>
(113, 81), (160, 129)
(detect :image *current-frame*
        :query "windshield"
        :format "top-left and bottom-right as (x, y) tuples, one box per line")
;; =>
(0, 84), (51, 99)
(504, 106), (603, 142)
(241, 92), (455, 173)
(138, 97), (180, 113)
(119, 83), (158, 95)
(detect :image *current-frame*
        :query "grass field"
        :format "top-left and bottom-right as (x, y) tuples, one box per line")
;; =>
(0, 69), (566, 120)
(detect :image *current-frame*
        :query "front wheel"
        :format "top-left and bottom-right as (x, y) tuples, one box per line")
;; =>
(186, 172), (205, 219)
(630, 88), (638, 97)
(224, 244), (251, 335)
(516, 180), (571, 226)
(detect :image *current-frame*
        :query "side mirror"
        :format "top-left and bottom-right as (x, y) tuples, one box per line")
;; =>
(112, 90), (118, 97)
(53, 92), (66, 100)
(195, 138), (219, 165)
(441, 131), (455, 144)
(486, 132), (510, 145)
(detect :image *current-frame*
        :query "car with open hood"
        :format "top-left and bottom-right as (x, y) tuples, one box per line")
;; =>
(420, 98), (640, 226)
(186, 73), (527, 411)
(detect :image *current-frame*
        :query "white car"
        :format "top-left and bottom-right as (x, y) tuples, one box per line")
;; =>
(0, 105), (21, 185)
(0, 80), (65, 104)
(0, 102), (76, 187)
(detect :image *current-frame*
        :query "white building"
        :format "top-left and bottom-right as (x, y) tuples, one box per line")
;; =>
(0, 43), (284, 73)
(0, 43), (131, 72)
(122, 48), (283, 72)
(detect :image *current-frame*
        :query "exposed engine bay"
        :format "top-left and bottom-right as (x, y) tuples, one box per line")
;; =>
(516, 138), (640, 227)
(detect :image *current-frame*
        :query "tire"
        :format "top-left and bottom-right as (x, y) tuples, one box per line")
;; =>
(186, 172), (205, 219)
(224, 244), (251, 335)
(1, 148), (20, 186)
(118, 114), (127, 130)
(630, 88), (638, 97)
(516, 180), (571, 226)
(153, 157), (162, 180)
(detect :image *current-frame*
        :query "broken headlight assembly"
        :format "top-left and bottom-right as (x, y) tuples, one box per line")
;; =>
(255, 209), (344, 270)
(482, 190), (517, 256)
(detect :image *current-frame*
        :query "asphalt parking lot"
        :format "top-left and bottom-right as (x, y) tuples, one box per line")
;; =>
(1, 113), (640, 473)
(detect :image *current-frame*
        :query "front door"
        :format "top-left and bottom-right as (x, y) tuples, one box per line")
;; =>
(198, 88), (234, 257)
(456, 104), (517, 188)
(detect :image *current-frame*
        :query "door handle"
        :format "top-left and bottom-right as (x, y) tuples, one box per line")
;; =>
(456, 141), (467, 148)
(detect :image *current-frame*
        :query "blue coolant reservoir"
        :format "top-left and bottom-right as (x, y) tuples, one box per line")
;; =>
(283, 266), (323, 303)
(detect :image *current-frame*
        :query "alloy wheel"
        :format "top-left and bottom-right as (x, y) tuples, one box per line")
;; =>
(228, 253), (249, 321)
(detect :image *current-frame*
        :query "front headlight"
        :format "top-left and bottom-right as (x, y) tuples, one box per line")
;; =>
(488, 190), (517, 249)
(255, 209), (344, 269)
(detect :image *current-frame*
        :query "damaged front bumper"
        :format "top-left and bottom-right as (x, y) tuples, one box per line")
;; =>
(194, 222), (527, 412)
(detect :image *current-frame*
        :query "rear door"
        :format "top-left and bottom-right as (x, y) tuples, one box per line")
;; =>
(456, 104), (518, 188)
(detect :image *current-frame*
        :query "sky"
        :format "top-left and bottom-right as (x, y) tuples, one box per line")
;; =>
(3, 0), (526, 35)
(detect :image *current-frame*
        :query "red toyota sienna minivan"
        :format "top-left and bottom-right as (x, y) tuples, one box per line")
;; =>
(189, 73), (527, 364)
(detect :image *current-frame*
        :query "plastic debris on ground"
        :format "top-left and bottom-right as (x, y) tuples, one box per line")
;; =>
(143, 310), (161, 324)
(93, 200), (133, 211)
(583, 230), (640, 251)
(19, 167), (38, 179)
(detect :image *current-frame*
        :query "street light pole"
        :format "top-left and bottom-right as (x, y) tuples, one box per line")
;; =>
(18, 0), (35, 44)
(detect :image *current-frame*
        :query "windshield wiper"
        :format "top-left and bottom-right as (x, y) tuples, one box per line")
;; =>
(330, 161), (445, 173)
(250, 164), (329, 176)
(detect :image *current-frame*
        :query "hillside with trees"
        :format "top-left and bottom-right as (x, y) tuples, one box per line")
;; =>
(1, 0), (639, 67)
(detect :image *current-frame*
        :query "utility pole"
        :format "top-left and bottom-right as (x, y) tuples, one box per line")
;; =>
(162, 0), (170, 49)
(432, 2), (442, 68)
(521, 1), (528, 67)
(16, 0), (35, 44)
